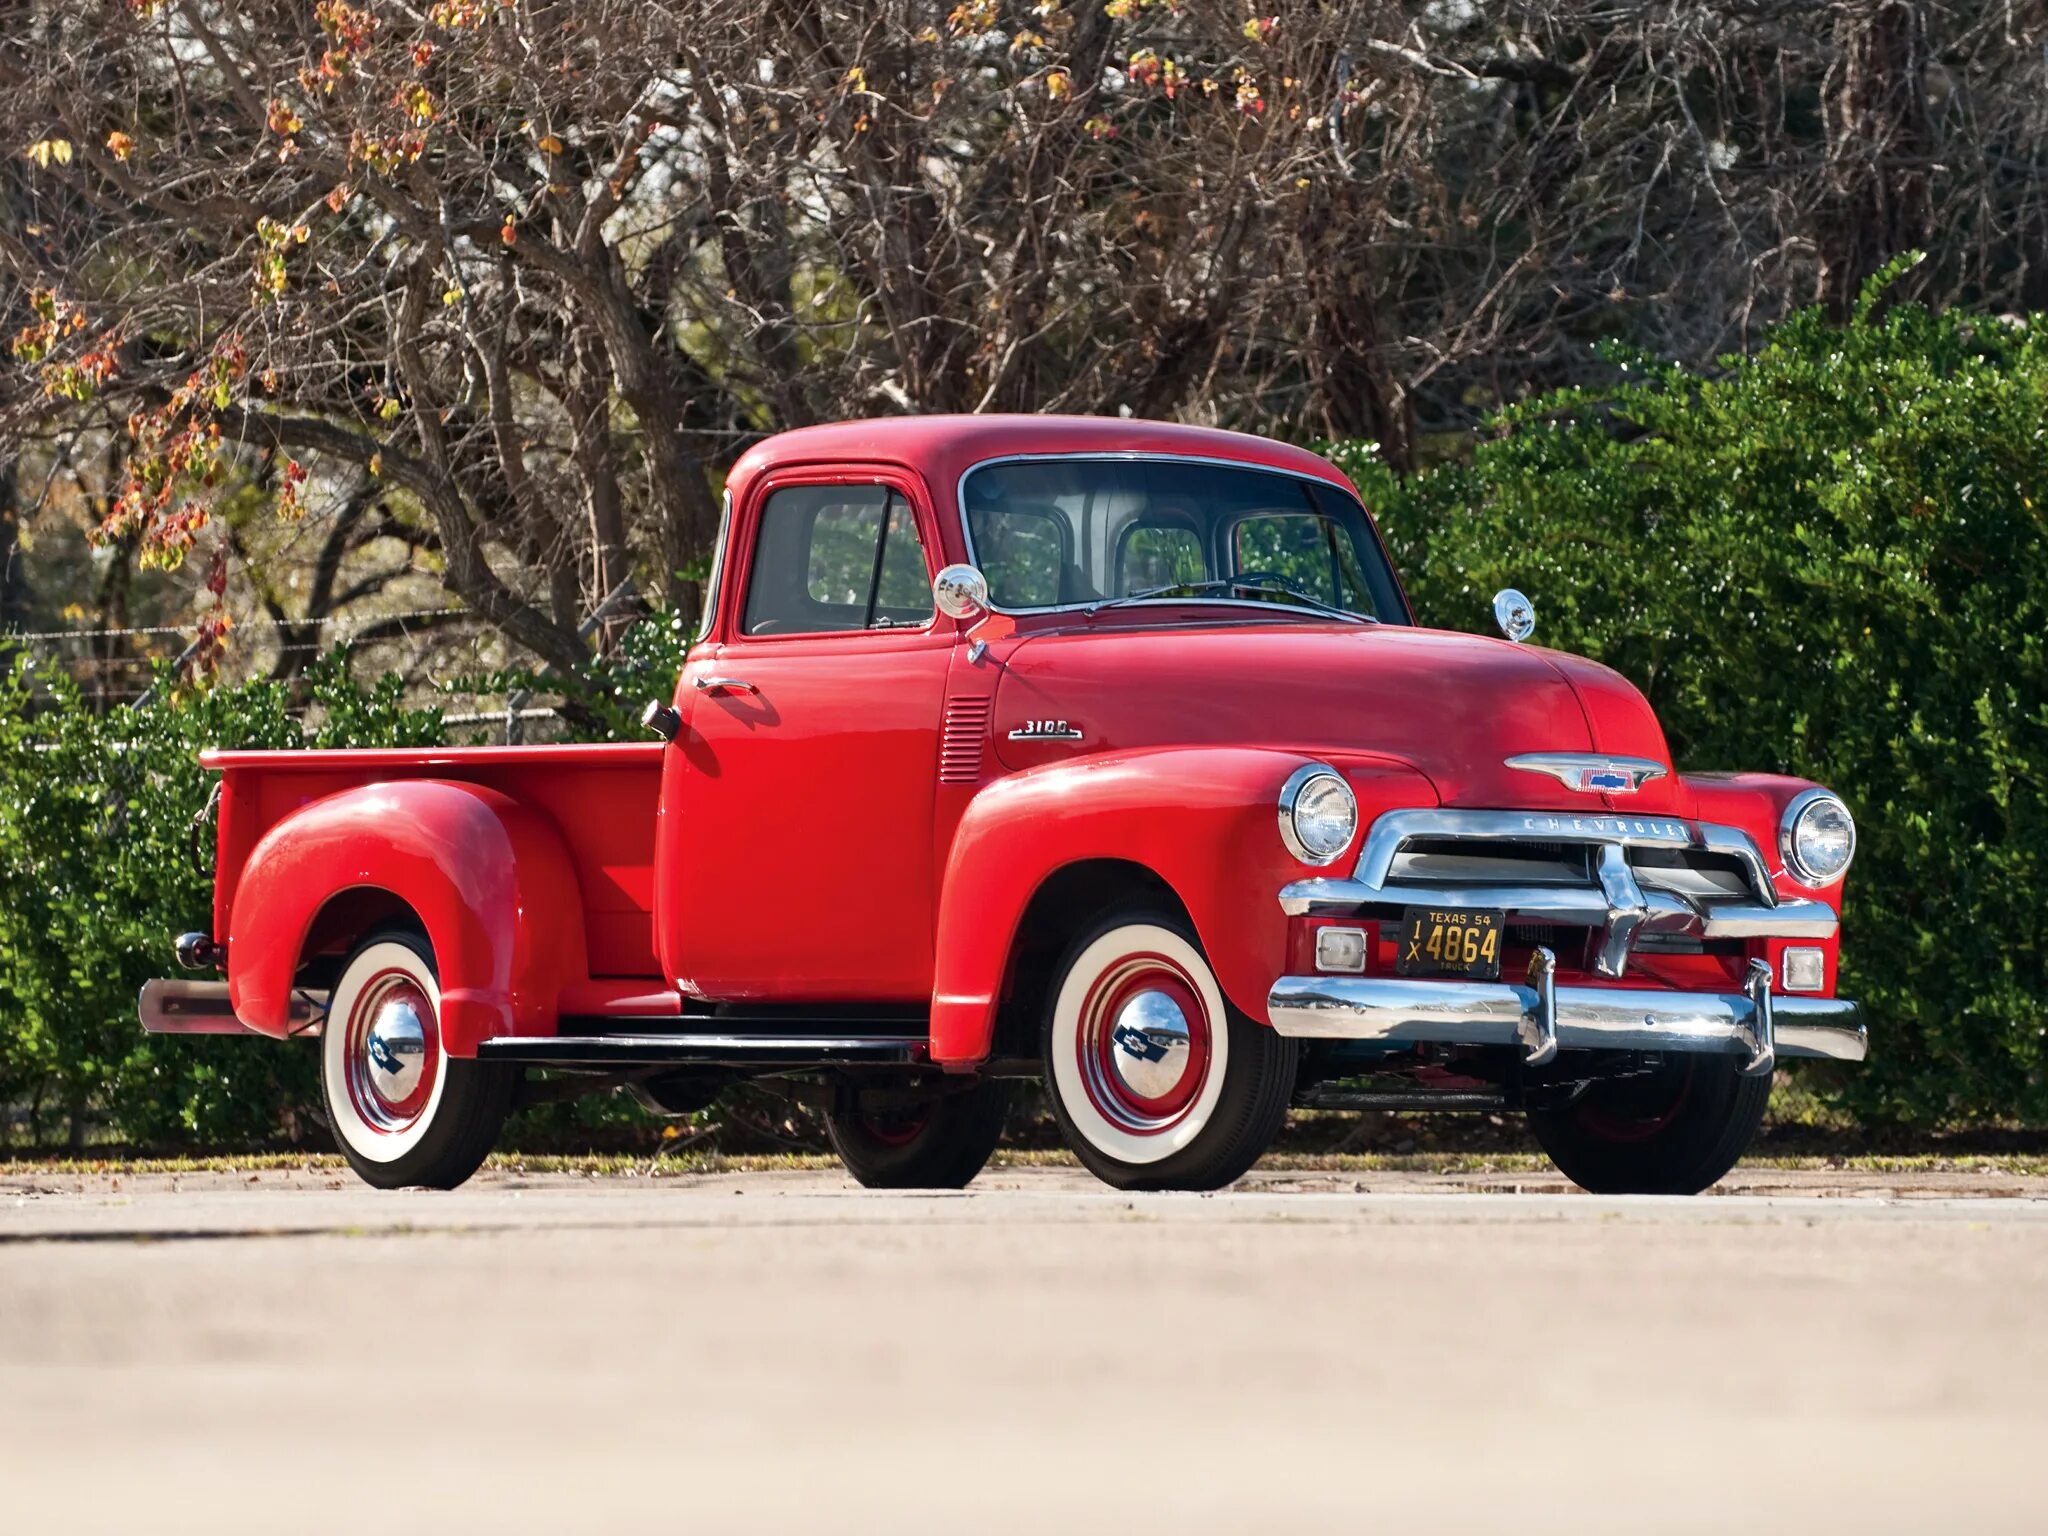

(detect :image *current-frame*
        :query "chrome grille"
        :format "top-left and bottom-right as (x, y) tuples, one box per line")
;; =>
(1394, 839), (1748, 896)
(1392, 839), (1591, 886)
(1627, 846), (1752, 900)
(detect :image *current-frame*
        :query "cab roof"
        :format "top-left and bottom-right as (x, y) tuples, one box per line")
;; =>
(725, 415), (1358, 508)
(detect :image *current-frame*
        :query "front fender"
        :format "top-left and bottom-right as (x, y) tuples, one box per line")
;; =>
(1681, 772), (1846, 908)
(1682, 770), (1848, 993)
(929, 747), (1435, 1065)
(225, 780), (587, 1055)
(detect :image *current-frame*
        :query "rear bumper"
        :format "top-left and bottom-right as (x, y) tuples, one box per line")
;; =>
(139, 979), (325, 1037)
(1267, 973), (1865, 1064)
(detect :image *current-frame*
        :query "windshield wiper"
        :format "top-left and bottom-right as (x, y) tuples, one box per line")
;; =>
(1090, 578), (1238, 612)
(1230, 575), (1377, 624)
(1090, 577), (1373, 624)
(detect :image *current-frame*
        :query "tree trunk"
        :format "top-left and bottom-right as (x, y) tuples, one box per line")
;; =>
(1821, 1), (1936, 315)
(0, 456), (25, 634)
(1314, 281), (1416, 476)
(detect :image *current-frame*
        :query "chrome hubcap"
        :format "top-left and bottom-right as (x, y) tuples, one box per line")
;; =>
(365, 999), (427, 1109)
(344, 972), (438, 1134)
(1107, 989), (1193, 1102)
(1078, 957), (1212, 1134)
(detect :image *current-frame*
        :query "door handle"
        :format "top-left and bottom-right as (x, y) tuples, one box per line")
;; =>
(694, 675), (760, 696)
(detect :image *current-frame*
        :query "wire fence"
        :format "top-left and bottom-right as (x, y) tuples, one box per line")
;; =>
(3, 606), (477, 700)
(2, 581), (643, 740)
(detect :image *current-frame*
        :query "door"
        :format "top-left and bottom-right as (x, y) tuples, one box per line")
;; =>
(662, 472), (953, 1001)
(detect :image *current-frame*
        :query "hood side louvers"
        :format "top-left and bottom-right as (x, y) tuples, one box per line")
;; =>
(939, 696), (992, 784)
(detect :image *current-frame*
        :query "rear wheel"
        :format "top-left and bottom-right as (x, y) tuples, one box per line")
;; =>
(1527, 1054), (1771, 1195)
(321, 931), (515, 1190)
(826, 1080), (1012, 1189)
(1041, 909), (1296, 1192)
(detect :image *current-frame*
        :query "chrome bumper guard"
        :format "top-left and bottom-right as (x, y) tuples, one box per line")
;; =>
(1267, 949), (1865, 1073)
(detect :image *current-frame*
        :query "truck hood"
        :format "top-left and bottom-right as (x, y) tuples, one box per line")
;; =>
(989, 621), (1686, 812)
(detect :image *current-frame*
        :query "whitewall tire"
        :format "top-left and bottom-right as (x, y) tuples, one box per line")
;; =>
(321, 930), (513, 1189)
(1042, 910), (1296, 1191)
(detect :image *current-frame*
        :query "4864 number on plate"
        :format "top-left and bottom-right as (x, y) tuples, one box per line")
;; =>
(1396, 907), (1505, 981)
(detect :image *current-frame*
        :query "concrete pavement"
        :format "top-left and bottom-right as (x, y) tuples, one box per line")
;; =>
(4, 1166), (2044, 1533)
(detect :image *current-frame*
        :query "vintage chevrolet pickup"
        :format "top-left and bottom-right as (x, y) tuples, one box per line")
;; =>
(141, 416), (1864, 1194)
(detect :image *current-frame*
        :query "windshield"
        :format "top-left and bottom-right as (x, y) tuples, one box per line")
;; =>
(961, 457), (1405, 622)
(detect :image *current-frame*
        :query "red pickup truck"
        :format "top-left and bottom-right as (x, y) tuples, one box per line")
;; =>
(143, 416), (1864, 1194)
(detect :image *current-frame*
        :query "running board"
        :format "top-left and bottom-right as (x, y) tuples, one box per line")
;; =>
(475, 1034), (926, 1068)
(1294, 1087), (1507, 1112)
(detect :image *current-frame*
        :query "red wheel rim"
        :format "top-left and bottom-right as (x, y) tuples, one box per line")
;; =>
(859, 1105), (932, 1148)
(342, 968), (439, 1136)
(1074, 952), (1213, 1135)
(1577, 1059), (1695, 1144)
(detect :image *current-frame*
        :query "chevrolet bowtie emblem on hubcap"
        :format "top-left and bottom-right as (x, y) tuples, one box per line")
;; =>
(1504, 752), (1668, 795)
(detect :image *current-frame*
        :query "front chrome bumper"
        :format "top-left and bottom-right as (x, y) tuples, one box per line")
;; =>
(1268, 964), (1866, 1070)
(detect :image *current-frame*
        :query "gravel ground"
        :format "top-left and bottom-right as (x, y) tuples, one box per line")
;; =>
(4, 1165), (2046, 1534)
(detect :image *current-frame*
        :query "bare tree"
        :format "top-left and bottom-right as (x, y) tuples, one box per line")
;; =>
(3, 2), (2044, 672)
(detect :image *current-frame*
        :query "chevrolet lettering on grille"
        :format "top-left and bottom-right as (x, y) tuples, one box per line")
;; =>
(1518, 814), (1692, 842)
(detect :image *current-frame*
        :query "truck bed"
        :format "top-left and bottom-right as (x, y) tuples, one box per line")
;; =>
(202, 744), (666, 979)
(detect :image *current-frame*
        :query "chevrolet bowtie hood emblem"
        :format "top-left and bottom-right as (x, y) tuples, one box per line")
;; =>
(1504, 753), (1668, 794)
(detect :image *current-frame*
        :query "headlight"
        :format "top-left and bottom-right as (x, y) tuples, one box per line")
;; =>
(1279, 764), (1357, 865)
(1780, 789), (1856, 886)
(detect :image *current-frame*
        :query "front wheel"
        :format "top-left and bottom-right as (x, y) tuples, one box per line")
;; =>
(826, 1080), (1012, 1189)
(1527, 1054), (1771, 1195)
(321, 930), (515, 1190)
(1042, 910), (1296, 1191)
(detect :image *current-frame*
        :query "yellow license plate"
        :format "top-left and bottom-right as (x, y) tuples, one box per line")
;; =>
(1395, 907), (1505, 981)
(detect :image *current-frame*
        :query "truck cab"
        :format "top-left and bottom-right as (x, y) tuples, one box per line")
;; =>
(144, 416), (1864, 1193)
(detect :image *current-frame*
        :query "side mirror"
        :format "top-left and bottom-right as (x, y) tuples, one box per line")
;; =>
(934, 564), (991, 621)
(1492, 588), (1536, 644)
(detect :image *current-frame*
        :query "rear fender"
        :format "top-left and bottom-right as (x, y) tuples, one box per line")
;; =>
(929, 747), (1434, 1065)
(225, 780), (587, 1054)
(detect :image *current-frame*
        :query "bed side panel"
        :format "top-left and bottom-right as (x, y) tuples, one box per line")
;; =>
(206, 745), (664, 986)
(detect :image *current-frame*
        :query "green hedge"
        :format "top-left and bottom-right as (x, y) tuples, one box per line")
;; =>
(0, 624), (698, 1151)
(0, 655), (439, 1147)
(1333, 269), (2047, 1126)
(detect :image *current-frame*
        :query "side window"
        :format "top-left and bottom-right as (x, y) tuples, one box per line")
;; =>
(806, 498), (887, 608)
(873, 503), (933, 615)
(743, 484), (934, 636)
